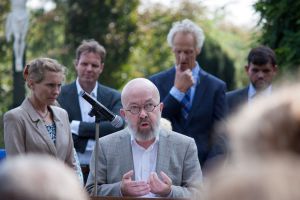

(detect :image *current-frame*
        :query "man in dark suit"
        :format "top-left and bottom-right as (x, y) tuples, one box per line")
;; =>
(227, 46), (278, 115)
(57, 39), (124, 182)
(149, 19), (227, 171)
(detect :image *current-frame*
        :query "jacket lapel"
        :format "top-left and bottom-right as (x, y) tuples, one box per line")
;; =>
(51, 106), (66, 156)
(22, 98), (57, 155)
(156, 129), (170, 176)
(186, 70), (208, 122)
(117, 130), (135, 179)
(241, 86), (249, 102)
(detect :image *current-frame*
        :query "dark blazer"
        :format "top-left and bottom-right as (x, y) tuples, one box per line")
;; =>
(226, 86), (249, 116)
(57, 81), (124, 153)
(149, 67), (227, 167)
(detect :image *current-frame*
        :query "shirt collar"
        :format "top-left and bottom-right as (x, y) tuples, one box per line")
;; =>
(248, 83), (272, 99)
(192, 62), (200, 78)
(76, 78), (98, 98)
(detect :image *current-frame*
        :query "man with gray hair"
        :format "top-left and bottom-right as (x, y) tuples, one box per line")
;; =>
(86, 78), (202, 198)
(149, 19), (227, 172)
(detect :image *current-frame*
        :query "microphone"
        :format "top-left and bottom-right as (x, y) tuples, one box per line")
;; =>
(80, 91), (123, 128)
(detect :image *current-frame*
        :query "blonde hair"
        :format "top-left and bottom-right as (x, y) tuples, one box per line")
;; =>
(226, 83), (300, 161)
(23, 57), (65, 87)
(203, 157), (300, 200)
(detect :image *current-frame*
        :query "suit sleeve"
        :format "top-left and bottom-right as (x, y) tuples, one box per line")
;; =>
(3, 111), (26, 155)
(85, 140), (122, 196)
(171, 138), (202, 198)
(149, 75), (182, 120)
(160, 93), (182, 120)
(213, 82), (227, 121)
(206, 82), (228, 162)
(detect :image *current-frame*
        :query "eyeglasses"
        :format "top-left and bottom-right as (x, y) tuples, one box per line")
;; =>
(125, 103), (160, 115)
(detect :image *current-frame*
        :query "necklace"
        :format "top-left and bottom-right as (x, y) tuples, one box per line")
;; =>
(28, 98), (49, 121)
(38, 109), (49, 120)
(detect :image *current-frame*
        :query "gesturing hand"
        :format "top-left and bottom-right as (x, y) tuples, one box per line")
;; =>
(120, 170), (151, 197)
(148, 171), (172, 197)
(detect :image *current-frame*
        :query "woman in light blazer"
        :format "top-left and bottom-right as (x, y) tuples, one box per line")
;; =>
(4, 58), (76, 170)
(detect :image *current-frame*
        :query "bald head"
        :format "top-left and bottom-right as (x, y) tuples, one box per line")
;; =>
(121, 78), (163, 143)
(121, 78), (160, 107)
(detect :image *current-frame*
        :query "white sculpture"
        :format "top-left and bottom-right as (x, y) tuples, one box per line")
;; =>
(6, 0), (29, 72)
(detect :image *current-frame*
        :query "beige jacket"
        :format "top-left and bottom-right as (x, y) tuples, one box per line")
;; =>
(4, 98), (76, 169)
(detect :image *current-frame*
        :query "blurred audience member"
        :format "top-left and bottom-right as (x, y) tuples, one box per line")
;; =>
(227, 83), (300, 161)
(202, 157), (300, 200)
(0, 154), (89, 200)
(199, 83), (300, 200)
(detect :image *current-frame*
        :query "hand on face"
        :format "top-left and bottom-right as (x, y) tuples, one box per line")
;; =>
(148, 171), (172, 197)
(121, 170), (151, 197)
(174, 64), (194, 93)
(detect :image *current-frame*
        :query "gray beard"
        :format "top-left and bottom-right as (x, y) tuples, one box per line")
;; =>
(127, 117), (161, 142)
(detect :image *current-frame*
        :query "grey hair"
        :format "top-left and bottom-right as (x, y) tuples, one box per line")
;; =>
(167, 19), (205, 50)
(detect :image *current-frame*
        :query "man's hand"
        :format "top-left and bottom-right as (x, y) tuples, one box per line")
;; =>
(174, 64), (194, 93)
(148, 171), (172, 197)
(120, 170), (151, 197)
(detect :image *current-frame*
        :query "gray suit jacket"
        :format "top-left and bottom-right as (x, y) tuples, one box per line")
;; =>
(86, 128), (202, 198)
(3, 98), (76, 169)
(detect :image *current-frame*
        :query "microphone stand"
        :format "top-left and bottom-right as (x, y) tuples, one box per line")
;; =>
(88, 107), (102, 197)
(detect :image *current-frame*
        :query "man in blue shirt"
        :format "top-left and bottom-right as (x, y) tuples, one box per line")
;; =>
(227, 46), (278, 115)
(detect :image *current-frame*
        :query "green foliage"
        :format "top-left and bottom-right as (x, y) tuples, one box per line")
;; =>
(128, 1), (238, 90)
(0, 0), (12, 148)
(0, 0), (256, 148)
(0, 0), (13, 115)
(27, 5), (70, 72)
(65, 0), (139, 89)
(197, 36), (235, 90)
(126, 5), (179, 79)
(254, 0), (300, 71)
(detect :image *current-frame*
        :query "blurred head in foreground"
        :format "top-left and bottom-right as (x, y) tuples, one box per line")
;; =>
(226, 83), (300, 162)
(203, 157), (300, 200)
(0, 154), (89, 200)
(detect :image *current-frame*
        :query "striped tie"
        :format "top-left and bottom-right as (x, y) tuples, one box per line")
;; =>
(181, 89), (192, 119)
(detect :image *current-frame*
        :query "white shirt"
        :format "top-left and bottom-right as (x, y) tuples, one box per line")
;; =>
(248, 83), (272, 105)
(131, 134), (159, 197)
